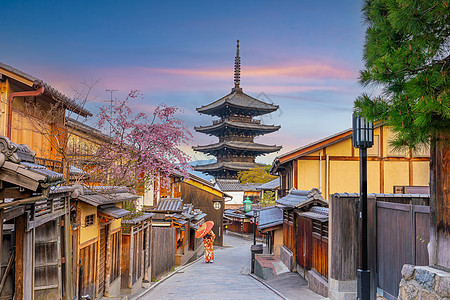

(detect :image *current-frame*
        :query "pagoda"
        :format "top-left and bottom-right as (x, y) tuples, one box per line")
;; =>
(193, 40), (281, 179)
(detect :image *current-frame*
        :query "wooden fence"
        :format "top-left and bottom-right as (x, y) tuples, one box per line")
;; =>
(151, 227), (175, 280)
(372, 199), (430, 299)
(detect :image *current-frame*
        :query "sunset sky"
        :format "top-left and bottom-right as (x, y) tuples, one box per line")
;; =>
(2, 0), (367, 164)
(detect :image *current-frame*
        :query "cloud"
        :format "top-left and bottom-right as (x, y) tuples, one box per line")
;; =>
(144, 61), (357, 81)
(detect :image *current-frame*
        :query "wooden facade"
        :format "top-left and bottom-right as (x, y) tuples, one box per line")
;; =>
(151, 227), (176, 280)
(329, 193), (431, 300)
(121, 215), (152, 293)
(271, 125), (430, 200)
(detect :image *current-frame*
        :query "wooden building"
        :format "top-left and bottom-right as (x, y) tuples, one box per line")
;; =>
(0, 135), (72, 299)
(193, 41), (281, 179)
(257, 206), (283, 255)
(121, 213), (153, 294)
(0, 62), (91, 170)
(215, 179), (261, 209)
(271, 125), (430, 199)
(70, 186), (136, 299)
(276, 188), (329, 297)
(152, 172), (227, 247)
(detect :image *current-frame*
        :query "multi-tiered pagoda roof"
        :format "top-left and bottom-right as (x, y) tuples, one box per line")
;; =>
(193, 40), (281, 179)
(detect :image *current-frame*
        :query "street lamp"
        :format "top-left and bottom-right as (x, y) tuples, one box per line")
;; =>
(252, 209), (260, 245)
(243, 196), (252, 213)
(352, 113), (374, 300)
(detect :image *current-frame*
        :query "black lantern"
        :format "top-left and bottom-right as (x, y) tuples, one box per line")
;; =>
(352, 112), (374, 300)
(352, 114), (374, 149)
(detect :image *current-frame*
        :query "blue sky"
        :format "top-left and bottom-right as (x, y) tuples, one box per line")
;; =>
(2, 0), (367, 164)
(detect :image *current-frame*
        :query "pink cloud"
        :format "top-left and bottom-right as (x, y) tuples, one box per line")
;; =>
(144, 62), (357, 81)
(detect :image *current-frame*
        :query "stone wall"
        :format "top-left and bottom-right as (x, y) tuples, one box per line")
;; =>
(399, 264), (449, 300)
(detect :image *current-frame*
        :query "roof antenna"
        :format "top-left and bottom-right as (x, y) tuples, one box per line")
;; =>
(232, 40), (242, 92)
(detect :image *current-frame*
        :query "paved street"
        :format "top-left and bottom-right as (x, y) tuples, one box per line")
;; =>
(138, 234), (282, 300)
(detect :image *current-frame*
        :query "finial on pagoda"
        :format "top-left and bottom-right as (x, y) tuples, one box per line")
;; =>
(232, 39), (242, 93)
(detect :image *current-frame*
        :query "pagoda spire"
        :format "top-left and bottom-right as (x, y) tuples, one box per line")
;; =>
(233, 40), (242, 92)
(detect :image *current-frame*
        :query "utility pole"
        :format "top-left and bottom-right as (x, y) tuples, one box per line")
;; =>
(105, 89), (118, 136)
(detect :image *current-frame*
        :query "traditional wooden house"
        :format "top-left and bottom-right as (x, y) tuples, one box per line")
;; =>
(0, 135), (72, 299)
(70, 185), (136, 299)
(0, 62), (92, 171)
(224, 207), (254, 233)
(150, 198), (206, 279)
(150, 172), (228, 246)
(276, 188), (328, 296)
(215, 179), (261, 209)
(257, 206), (283, 255)
(271, 126), (430, 199)
(192, 41), (281, 179)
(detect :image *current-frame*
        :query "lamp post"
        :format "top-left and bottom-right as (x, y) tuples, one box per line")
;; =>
(352, 113), (374, 300)
(253, 209), (260, 245)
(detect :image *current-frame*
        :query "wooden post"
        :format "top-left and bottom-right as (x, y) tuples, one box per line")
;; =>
(140, 226), (145, 280)
(64, 199), (73, 300)
(128, 225), (134, 289)
(14, 214), (26, 299)
(104, 224), (111, 297)
(143, 222), (150, 281)
(329, 193), (359, 299)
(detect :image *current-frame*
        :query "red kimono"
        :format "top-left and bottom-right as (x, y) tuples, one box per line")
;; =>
(203, 230), (215, 262)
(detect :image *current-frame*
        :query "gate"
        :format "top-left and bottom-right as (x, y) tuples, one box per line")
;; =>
(34, 219), (62, 299)
(375, 201), (430, 299)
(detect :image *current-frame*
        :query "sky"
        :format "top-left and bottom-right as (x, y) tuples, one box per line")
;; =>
(2, 0), (367, 165)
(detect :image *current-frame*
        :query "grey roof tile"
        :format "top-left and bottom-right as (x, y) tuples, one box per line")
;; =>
(258, 206), (283, 230)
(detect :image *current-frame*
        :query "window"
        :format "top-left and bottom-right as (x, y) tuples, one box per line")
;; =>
(85, 214), (95, 227)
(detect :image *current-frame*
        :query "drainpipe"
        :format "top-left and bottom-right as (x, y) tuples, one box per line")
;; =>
(7, 86), (45, 139)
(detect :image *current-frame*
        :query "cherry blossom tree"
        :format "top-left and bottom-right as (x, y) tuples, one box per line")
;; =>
(92, 90), (192, 192)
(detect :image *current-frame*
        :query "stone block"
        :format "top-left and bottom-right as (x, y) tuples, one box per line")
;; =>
(398, 282), (418, 300)
(434, 274), (450, 298)
(401, 264), (416, 280)
(415, 268), (435, 291)
(419, 290), (439, 300)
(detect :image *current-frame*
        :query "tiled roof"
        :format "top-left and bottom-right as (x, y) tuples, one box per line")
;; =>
(224, 208), (249, 219)
(154, 198), (183, 212)
(197, 90), (278, 117)
(258, 206), (283, 230)
(76, 186), (138, 207)
(193, 141), (281, 154)
(298, 206), (329, 222)
(276, 188), (327, 209)
(194, 120), (280, 134)
(66, 117), (110, 142)
(98, 204), (131, 219)
(122, 213), (154, 224)
(256, 178), (280, 190)
(215, 179), (261, 191)
(194, 161), (262, 172)
(0, 62), (91, 117)
(0, 136), (64, 191)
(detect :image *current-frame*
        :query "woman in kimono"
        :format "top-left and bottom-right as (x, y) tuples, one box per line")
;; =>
(203, 229), (215, 263)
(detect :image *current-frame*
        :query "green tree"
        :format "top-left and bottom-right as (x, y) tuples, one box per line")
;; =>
(355, 0), (449, 266)
(238, 165), (278, 184)
(260, 191), (276, 207)
(355, 0), (449, 148)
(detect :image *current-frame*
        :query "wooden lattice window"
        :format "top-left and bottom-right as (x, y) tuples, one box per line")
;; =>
(85, 214), (95, 227)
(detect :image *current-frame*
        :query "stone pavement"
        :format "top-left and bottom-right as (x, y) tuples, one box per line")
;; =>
(137, 234), (325, 300)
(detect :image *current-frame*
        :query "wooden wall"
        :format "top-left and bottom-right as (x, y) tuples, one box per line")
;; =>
(151, 227), (175, 280)
(181, 183), (224, 246)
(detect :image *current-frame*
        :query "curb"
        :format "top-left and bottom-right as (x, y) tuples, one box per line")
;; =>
(134, 255), (204, 299)
(248, 273), (290, 300)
